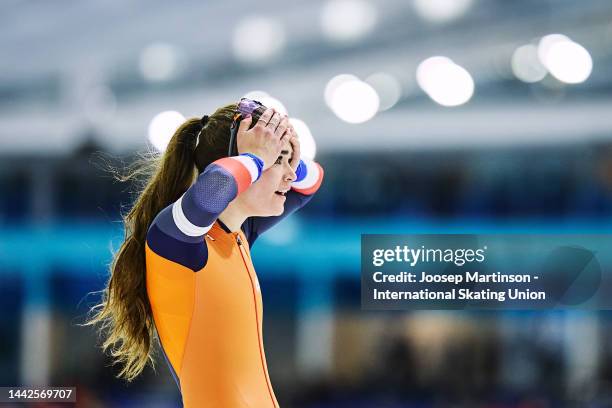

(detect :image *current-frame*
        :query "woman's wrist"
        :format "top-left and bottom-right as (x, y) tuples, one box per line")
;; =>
(237, 153), (264, 182)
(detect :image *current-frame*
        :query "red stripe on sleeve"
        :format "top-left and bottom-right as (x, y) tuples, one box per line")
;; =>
(214, 157), (252, 194)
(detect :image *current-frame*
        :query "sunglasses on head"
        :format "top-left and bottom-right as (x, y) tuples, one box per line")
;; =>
(227, 98), (267, 156)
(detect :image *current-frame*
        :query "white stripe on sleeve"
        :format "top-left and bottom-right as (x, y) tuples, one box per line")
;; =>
(292, 160), (320, 189)
(172, 195), (214, 236)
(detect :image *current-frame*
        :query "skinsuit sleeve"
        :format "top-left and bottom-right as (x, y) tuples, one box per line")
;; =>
(242, 158), (324, 247)
(146, 153), (263, 271)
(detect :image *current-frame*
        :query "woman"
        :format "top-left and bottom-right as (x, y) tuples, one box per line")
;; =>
(86, 98), (324, 407)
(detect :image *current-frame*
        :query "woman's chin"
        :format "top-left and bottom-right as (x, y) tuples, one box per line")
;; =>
(267, 204), (284, 217)
(251, 203), (284, 217)
(273, 206), (284, 216)
(268, 195), (286, 216)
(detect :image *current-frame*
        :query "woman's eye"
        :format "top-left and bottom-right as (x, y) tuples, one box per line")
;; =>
(274, 156), (283, 165)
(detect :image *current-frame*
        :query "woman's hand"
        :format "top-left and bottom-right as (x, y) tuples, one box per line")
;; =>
(285, 124), (301, 172)
(237, 108), (289, 170)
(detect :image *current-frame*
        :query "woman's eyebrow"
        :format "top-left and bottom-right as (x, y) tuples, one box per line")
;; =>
(280, 150), (290, 155)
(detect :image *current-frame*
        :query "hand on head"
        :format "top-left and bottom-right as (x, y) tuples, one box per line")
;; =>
(286, 124), (301, 172)
(236, 108), (292, 170)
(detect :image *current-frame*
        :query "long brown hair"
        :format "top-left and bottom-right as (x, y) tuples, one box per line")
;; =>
(85, 103), (248, 381)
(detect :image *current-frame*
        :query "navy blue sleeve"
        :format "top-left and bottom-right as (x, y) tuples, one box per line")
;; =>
(147, 207), (210, 271)
(242, 190), (314, 247)
(146, 154), (263, 271)
(242, 159), (324, 247)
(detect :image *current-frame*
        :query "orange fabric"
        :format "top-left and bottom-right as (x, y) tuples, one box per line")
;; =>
(145, 247), (195, 376)
(146, 222), (279, 408)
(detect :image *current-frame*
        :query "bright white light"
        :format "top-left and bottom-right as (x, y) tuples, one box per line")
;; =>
(289, 118), (316, 160)
(416, 56), (474, 106)
(139, 43), (180, 81)
(233, 16), (285, 64)
(537, 34), (571, 66)
(365, 72), (402, 111)
(242, 90), (288, 115)
(329, 79), (379, 123)
(416, 56), (454, 94)
(511, 44), (547, 83)
(324, 74), (360, 108)
(413, 0), (473, 23)
(537, 34), (592, 84)
(544, 41), (593, 84)
(321, 0), (377, 43)
(148, 111), (186, 152)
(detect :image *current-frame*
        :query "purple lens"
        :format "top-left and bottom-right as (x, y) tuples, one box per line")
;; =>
(237, 98), (266, 116)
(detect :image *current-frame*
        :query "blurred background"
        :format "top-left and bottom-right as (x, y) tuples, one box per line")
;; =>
(2, 0), (612, 406)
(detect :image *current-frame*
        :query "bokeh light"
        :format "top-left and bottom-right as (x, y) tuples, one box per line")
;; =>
(289, 118), (317, 160)
(139, 43), (180, 82)
(328, 77), (380, 123)
(417, 56), (474, 106)
(324, 74), (360, 108)
(511, 44), (547, 83)
(544, 40), (593, 84)
(537, 34), (572, 65)
(148, 111), (186, 152)
(233, 16), (286, 64)
(321, 0), (377, 44)
(365, 72), (402, 111)
(413, 0), (473, 23)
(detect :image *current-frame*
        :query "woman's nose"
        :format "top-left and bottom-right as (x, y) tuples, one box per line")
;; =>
(285, 165), (297, 182)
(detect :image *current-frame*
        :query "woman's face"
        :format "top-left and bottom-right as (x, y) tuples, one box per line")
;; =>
(239, 137), (297, 217)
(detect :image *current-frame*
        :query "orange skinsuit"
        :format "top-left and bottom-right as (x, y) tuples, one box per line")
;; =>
(145, 154), (323, 407)
(146, 222), (277, 407)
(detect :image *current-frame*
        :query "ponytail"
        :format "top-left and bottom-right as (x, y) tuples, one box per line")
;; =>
(84, 118), (202, 381)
